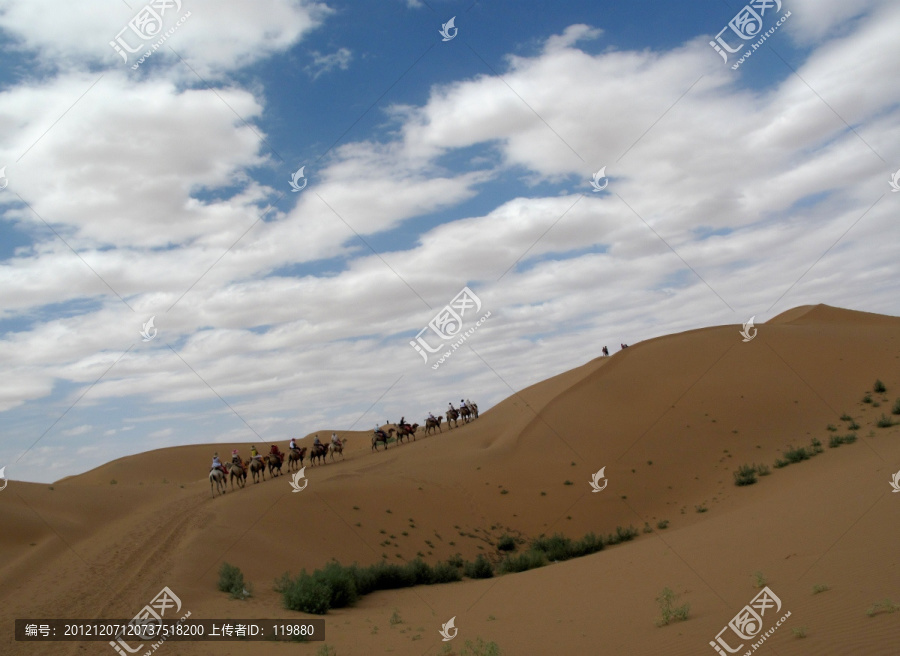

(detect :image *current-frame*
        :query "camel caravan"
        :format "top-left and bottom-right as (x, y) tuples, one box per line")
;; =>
(373, 399), (479, 450)
(208, 433), (348, 498)
(208, 399), (479, 497)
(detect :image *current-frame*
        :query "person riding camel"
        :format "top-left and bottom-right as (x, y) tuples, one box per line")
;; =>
(269, 443), (283, 464)
(313, 434), (322, 449)
(211, 453), (227, 477)
(331, 432), (341, 447)
(460, 399), (468, 412)
(289, 437), (300, 453)
(448, 402), (456, 413)
(250, 445), (261, 462)
(428, 412), (436, 421)
(399, 416), (409, 430)
(231, 449), (244, 472)
(374, 424), (386, 440)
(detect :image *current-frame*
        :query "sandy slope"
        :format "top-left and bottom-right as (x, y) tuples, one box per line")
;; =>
(1, 304), (899, 655)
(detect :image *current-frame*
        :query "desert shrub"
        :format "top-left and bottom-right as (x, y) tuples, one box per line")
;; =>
(848, 420), (861, 430)
(498, 550), (546, 574)
(446, 553), (465, 568)
(840, 413), (853, 421)
(792, 627), (807, 638)
(217, 562), (246, 599)
(866, 599), (899, 617)
(315, 562), (358, 608)
(773, 459), (788, 468)
(497, 535), (516, 552)
(877, 414), (895, 428)
(756, 463), (770, 476)
(431, 561), (463, 584)
(530, 533), (574, 561)
(464, 554), (495, 579)
(282, 571), (331, 614)
(863, 394), (873, 404)
(783, 445), (811, 463)
(829, 434), (857, 448)
(752, 571), (767, 588)
(734, 464), (758, 486)
(812, 583), (830, 594)
(826, 424), (837, 432)
(893, 399), (900, 415)
(459, 637), (502, 655)
(874, 379), (887, 393)
(657, 520), (670, 529)
(656, 587), (690, 626)
(572, 532), (605, 556)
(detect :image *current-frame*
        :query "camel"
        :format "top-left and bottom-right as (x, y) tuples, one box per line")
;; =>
(472, 403), (479, 418)
(396, 423), (419, 444)
(460, 405), (472, 423)
(371, 428), (396, 451)
(286, 447), (306, 472)
(209, 468), (227, 498)
(328, 438), (348, 461)
(446, 407), (459, 429)
(226, 461), (246, 490)
(308, 443), (328, 466)
(424, 416), (443, 434)
(266, 453), (284, 478)
(248, 457), (266, 483)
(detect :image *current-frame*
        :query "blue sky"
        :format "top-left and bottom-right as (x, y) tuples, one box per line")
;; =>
(1, 0), (898, 482)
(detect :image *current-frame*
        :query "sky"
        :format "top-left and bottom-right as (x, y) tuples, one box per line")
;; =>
(1, 0), (898, 483)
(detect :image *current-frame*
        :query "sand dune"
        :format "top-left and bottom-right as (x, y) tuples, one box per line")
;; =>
(2, 304), (899, 655)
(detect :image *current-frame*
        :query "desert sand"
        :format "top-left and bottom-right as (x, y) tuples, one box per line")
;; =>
(1, 304), (899, 655)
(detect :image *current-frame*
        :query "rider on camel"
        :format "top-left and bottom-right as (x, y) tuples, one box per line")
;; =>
(289, 437), (300, 453)
(399, 416), (408, 430)
(269, 443), (283, 464)
(211, 452), (227, 477)
(428, 411), (436, 421)
(231, 448), (244, 472)
(250, 445), (261, 462)
(374, 423), (386, 439)
(331, 432), (341, 447)
(313, 434), (322, 449)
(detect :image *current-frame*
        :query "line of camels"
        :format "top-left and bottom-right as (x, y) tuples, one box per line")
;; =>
(209, 402), (478, 497)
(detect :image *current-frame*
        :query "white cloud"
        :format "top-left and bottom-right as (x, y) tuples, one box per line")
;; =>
(306, 47), (353, 79)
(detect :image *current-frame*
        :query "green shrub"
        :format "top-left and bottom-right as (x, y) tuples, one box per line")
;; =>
(812, 583), (830, 594)
(893, 399), (900, 415)
(848, 420), (861, 430)
(282, 571), (331, 614)
(314, 562), (358, 608)
(773, 459), (788, 468)
(866, 599), (899, 617)
(863, 394), (873, 404)
(573, 532), (604, 556)
(734, 464), (758, 486)
(498, 550), (546, 574)
(459, 637), (502, 655)
(530, 534), (575, 561)
(431, 561), (463, 584)
(874, 379), (887, 393)
(446, 553), (464, 568)
(826, 424), (837, 432)
(464, 554), (494, 579)
(217, 562), (247, 599)
(497, 535), (516, 552)
(657, 520), (670, 530)
(840, 413), (853, 421)
(655, 587), (690, 626)
(756, 463), (770, 476)
(877, 414), (895, 428)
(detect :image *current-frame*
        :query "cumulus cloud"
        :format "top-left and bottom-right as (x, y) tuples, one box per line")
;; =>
(306, 47), (353, 79)
(3, 2), (900, 482)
